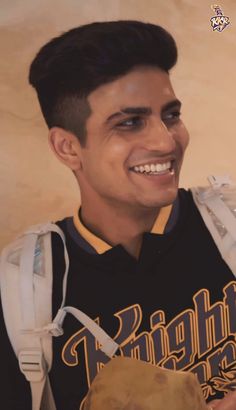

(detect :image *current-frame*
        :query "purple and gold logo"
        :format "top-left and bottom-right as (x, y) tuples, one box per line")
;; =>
(210, 5), (230, 32)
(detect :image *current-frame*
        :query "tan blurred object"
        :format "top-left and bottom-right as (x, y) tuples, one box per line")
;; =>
(83, 356), (207, 410)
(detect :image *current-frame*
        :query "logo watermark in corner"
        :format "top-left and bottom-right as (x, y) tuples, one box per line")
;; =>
(210, 5), (230, 32)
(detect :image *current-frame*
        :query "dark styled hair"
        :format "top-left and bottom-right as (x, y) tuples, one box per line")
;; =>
(29, 20), (178, 146)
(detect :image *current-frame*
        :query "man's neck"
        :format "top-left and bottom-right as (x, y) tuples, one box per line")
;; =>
(80, 200), (161, 260)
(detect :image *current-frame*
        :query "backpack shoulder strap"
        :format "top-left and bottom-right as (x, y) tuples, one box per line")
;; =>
(0, 220), (119, 410)
(191, 175), (236, 276)
(0, 222), (63, 410)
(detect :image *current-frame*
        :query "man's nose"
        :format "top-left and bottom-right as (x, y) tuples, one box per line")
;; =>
(144, 119), (176, 153)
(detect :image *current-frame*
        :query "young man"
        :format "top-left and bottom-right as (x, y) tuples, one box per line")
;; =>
(1, 20), (236, 410)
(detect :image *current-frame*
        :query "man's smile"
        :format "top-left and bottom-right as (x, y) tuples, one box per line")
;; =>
(129, 160), (174, 175)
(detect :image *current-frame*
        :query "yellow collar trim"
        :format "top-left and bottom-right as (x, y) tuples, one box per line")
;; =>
(73, 210), (112, 254)
(73, 204), (173, 254)
(151, 205), (172, 234)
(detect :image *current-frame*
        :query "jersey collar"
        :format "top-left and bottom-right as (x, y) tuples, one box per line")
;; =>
(73, 205), (173, 255)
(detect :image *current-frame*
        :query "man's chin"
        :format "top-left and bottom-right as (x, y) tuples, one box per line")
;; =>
(139, 186), (179, 209)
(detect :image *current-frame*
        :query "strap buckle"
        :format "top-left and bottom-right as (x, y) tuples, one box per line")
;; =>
(208, 175), (233, 189)
(19, 349), (46, 382)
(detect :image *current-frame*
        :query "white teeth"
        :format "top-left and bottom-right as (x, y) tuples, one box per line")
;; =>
(134, 165), (145, 172)
(132, 161), (172, 174)
(156, 163), (169, 172)
(155, 164), (163, 172)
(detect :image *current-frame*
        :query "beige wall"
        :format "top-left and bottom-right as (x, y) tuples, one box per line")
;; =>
(1, 0), (236, 249)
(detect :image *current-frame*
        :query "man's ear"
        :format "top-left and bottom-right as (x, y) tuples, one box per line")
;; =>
(48, 127), (82, 171)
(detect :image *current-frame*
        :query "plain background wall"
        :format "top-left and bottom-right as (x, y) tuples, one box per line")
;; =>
(1, 0), (236, 249)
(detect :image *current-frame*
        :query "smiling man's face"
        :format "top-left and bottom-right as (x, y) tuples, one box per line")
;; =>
(77, 66), (189, 211)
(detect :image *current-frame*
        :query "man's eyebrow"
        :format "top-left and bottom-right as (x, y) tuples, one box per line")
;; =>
(105, 99), (182, 124)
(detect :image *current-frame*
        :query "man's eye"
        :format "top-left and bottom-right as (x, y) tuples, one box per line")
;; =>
(163, 111), (181, 122)
(115, 116), (144, 129)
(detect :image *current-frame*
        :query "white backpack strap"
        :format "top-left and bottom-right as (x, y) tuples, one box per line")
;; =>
(22, 222), (69, 410)
(0, 222), (65, 410)
(29, 308), (119, 360)
(191, 175), (236, 276)
(1, 220), (119, 409)
(29, 225), (119, 358)
(52, 307), (119, 358)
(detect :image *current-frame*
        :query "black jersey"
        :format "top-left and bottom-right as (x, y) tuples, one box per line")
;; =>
(1, 189), (236, 409)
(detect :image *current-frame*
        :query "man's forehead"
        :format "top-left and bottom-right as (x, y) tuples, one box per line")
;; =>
(90, 67), (172, 97)
(87, 68), (176, 118)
